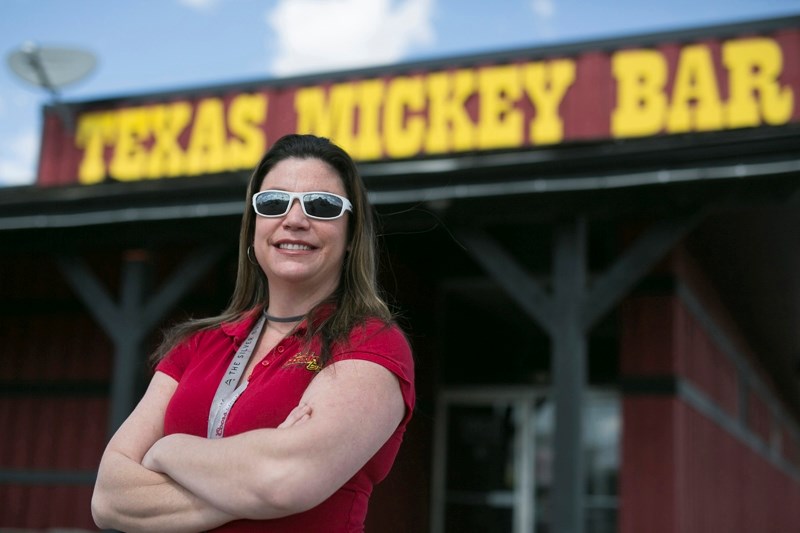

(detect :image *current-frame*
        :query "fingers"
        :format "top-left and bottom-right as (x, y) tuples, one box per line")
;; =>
(277, 403), (312, 429)
(141, 441), (161, 472)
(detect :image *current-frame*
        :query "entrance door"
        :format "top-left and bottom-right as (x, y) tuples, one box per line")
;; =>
(430, 387), (619, 533)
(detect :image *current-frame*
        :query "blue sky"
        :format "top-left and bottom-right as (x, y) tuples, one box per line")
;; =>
(1, 0), (799, 187)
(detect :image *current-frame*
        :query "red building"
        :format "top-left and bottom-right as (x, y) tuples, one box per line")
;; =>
(1, 15), (799, 532)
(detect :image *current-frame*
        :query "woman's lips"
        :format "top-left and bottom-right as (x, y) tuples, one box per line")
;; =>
(275, 241), (315, 251)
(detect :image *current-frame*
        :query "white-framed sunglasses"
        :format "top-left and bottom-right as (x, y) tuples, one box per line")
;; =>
(252, 190), (353, 220)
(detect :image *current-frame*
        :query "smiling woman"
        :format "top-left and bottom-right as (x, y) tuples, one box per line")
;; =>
(90, 134), (415, 532)
(252, 157), (351, 302)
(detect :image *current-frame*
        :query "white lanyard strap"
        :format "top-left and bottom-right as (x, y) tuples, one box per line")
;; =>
(207, 313), (266, 439)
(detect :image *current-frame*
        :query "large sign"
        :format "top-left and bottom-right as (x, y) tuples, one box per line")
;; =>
(37, 21), (800, 186)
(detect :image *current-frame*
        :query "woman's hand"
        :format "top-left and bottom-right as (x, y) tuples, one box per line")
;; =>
(141, 438), (165, 473)
(277, 402), (312, 429)
(142, 402), (313, 473)
(91, 372), (235, 532)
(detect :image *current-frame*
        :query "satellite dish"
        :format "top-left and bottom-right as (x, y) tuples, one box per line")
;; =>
(7, 42), (97, 131)
(7, 42), (96, 92)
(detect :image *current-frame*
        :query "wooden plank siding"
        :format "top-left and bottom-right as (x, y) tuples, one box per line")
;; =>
(1, 255), (111, 529)
(620, 249), (800, 533)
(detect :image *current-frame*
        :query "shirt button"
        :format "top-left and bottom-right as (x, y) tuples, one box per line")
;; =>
(277, 346), (285, 353)
(262, 360), (270, 366)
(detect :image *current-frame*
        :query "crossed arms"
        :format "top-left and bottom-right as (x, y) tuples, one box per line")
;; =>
(91, 359), (404, 533)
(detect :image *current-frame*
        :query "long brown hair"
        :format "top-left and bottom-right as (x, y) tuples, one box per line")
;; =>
(152, 134), (392, 365)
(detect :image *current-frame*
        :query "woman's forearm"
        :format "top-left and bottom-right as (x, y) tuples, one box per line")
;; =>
(141, 402), (316, 519)
(92, 449), (235, 533)
(143, 427), (308, 520)
(143, 361), (404, 521)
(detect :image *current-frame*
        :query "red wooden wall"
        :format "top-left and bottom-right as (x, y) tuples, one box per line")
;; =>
(0, 255), (112, 529)
(620, 250), (800, 532)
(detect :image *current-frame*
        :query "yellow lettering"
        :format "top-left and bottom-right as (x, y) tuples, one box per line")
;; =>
(425, 69), (476, 153)
(724, 38), (794, 128)
(76, 112), (116, 185)
(228, 93), (267, 170)
(477, 65), (523, 149)
(294, 83), (358, 154)
(523, 59), (576, 144)
(327, 84), (358, 154)
(383, 76), (425, 158)
(666, 45), (724, 133)
(611, 49), (668, 137)
(355, 79), (385, 160)
(76, 95), (269, 183)
(186, 98), (227, 175)
(109, 108), (150, 181)
(147, 103), (191, 178)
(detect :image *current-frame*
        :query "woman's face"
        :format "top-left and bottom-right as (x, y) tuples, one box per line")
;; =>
(253, 157), (350, 298)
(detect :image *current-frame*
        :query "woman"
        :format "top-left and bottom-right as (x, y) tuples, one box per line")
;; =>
(91, 134), (415, 532)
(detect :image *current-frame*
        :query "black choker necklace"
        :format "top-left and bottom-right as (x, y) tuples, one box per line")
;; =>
(264, 311), (305, 323)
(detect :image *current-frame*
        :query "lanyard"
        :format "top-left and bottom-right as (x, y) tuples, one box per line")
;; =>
(207, 313), (266, 439)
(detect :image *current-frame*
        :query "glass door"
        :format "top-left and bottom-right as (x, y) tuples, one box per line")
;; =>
(431, 387), (619, 533)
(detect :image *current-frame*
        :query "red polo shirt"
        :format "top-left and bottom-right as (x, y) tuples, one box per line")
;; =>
(156, 311), (415, 532)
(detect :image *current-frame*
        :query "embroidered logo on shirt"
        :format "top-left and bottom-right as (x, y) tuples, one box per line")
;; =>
(283, 352), (322, 372)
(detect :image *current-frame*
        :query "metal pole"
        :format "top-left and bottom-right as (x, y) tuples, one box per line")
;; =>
(514, 398), (535, 533)
(21, 43), (74, 130)
(108, 252), (151, 433)
(551, 218), (587, 533)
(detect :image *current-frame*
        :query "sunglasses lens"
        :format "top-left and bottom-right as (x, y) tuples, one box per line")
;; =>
(303, 193), (344, 219)
(254, 191), (290, 216)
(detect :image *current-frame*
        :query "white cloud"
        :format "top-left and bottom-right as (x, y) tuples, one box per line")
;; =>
(0, 131), (39, 187)
(530, 0), (555, 19)
(267, 0), (435, 76)
(177, 0), (221, 11)
(529, 0), (556, 39)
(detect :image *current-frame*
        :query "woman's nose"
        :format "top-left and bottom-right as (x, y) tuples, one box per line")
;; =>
(283, 199), (309, 226)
